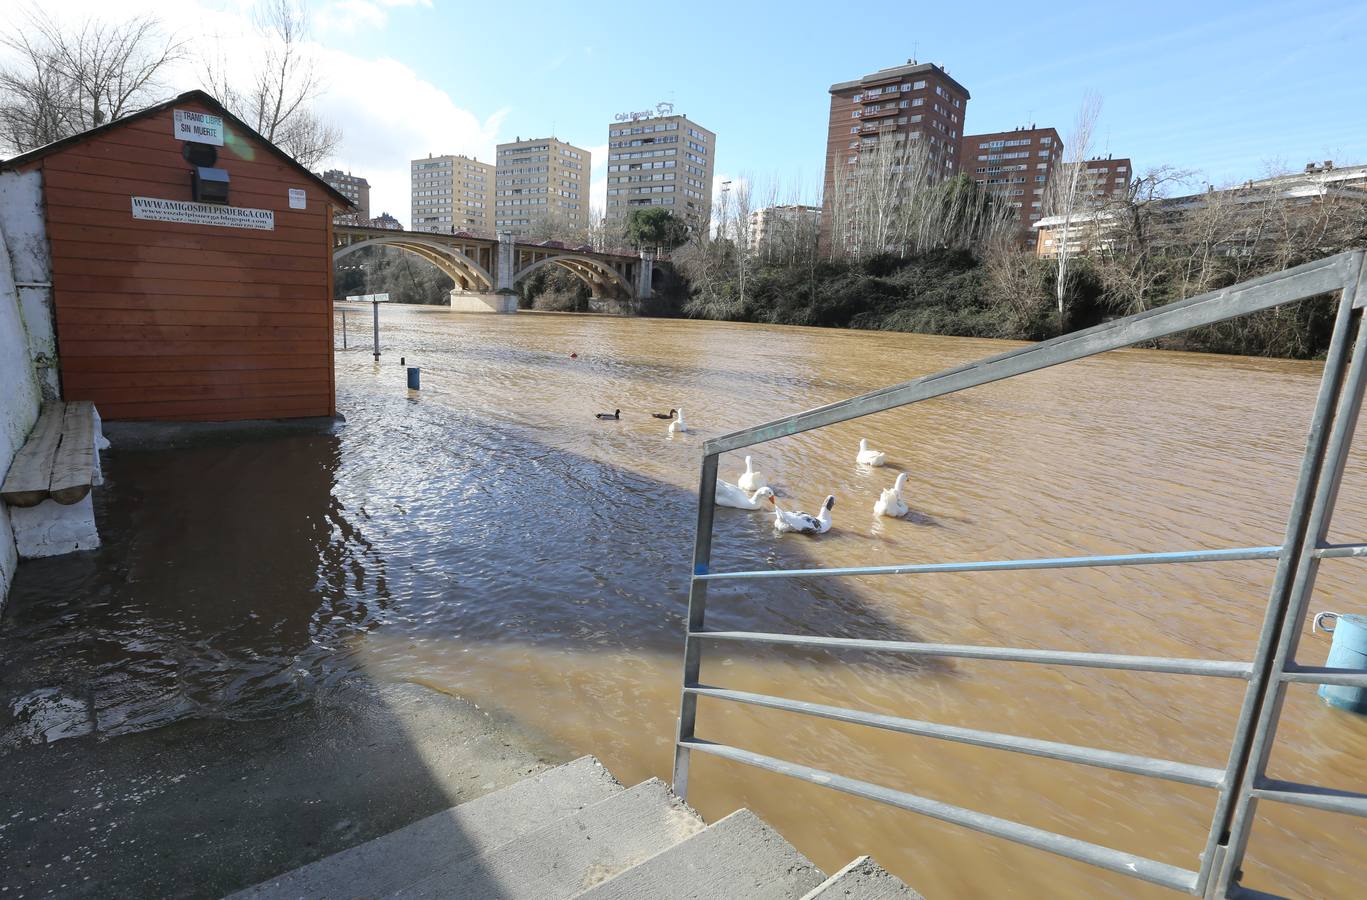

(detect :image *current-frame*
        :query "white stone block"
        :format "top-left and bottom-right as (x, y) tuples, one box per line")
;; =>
(11, 494), (99, 559)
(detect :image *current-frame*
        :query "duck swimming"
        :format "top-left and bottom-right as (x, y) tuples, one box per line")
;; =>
(668, 408), (688, 434)
(595, 409), (621, 420)
(715, 481), (775, 510)
(770, 494), (834, 535)
(874, 473), (909, 518)
(736, 455), (766, 492)
(651, 408), (678, 420)
(856, 438), (886, 467)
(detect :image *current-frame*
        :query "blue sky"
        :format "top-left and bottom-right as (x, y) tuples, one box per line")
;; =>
(56, 0), (1355, 224)
(307, 0), (1366, 221)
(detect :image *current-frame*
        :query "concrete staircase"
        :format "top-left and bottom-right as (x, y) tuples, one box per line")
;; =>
(228, 756), (921, 900)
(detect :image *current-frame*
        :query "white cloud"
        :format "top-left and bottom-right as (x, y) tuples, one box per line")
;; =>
(6, 0), (499, 229)
(312, 48), (507, 225)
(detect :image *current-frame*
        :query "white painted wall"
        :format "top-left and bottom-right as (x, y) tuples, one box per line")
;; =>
(0, 169), (52, 608)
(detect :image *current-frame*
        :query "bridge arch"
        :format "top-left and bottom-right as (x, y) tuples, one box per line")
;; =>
(513, 254), (634, 299)
(334, 235), (495, 293)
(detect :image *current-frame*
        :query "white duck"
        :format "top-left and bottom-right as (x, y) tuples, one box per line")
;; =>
(769, 494), (834, 535)
(874, 473), (909, 518)
(715, 481), (775, 510)
(856, 438), (886, 467)
(668, 407), (688, 434)
(736, 455), (766, 492)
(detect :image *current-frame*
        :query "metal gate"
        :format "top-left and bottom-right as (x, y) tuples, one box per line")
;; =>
(671, 250), (1367, 897)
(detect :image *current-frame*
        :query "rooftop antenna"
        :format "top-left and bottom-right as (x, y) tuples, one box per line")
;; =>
(912, 41), (919, 63)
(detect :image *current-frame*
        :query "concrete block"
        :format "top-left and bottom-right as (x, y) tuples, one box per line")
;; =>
(11, 493), (98, 558)
(574, 808), (825, 900)
(801, 856), (924, 900)
(228, 756), (622, 900)
(448, 291), (517, 313)
(392, 778), (705, 900)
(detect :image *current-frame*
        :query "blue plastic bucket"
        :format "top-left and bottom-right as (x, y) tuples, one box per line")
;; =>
(1317, 612), (1367, 714)
(407, 367), (421, 390)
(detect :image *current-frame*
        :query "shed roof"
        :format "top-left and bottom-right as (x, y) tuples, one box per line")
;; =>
(0, 89), (354, 209)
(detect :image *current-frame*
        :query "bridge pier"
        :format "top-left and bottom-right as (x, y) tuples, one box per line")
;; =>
(496, 232), (516, 293)
(449, 290), (518, 313)
(637, 251), (655, 301)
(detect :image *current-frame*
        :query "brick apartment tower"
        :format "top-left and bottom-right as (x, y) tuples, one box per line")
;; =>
(1077, 155), (1133, 201)
(821, 60), (969, 253)
(958, 127), (1063, 235)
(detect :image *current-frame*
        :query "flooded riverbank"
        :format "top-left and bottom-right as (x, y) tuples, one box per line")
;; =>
(4, 305), (1366, 897)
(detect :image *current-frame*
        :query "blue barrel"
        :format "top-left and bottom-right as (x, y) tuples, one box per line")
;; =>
(406, 366), (421, 390)
(1318, 613), (1367, 714)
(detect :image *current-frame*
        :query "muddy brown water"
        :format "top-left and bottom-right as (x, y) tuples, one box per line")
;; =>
(5, 304), (1367, 898)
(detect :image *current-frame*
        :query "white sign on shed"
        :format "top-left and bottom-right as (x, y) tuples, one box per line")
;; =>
(172, 109), (225, 146)
(131, 197), (274, 231)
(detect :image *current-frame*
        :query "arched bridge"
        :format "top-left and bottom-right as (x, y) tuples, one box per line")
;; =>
(333, 225), (655, 311)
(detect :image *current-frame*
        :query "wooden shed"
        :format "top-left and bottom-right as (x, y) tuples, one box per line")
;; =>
(0, 90), (351, 421)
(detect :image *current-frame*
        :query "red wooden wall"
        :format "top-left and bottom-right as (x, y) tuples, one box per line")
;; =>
(22, 99), (336, 421)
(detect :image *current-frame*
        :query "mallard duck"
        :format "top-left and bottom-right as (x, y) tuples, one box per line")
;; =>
(651, 408), (678, 420)
(595, 409), (621, 420)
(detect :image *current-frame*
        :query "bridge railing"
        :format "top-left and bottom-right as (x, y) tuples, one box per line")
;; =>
(672, 249), (1367, 898)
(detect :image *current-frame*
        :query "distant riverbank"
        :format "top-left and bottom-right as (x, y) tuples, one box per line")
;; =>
(656, 248), (1340, 360)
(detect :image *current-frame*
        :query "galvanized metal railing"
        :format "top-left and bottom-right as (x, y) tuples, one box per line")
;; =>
(671, 249), (1367, 898)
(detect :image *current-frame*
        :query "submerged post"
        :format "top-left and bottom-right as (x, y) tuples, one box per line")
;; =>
(341, 309), (347, 349)
(372, 299), (380, 360)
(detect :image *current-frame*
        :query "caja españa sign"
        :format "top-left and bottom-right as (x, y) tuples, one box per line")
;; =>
(131, 197), (275, 231)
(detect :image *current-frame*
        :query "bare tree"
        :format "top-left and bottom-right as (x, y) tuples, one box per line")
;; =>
(203, 0), (340, 167)
(1041, 93), (1103, 320)
(829, 132), (1015, 261)
(0, 9), (182, 153)
(1091, 166), (1195, 315)
(726, 177), (754, 309)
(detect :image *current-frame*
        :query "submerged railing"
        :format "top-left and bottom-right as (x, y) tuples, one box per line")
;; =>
(671, 250), (1367, 898)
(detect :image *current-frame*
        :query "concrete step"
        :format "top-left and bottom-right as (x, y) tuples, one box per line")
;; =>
(573, 807), (826, 899)
(801, 856), (923, 900)
(227, 756), (621, 900)
(389, 777), (705, 900)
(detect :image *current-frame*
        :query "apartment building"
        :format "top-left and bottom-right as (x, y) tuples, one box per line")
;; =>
(1077, 155), (1133, 201)
(320, 169), (370, 225)
(410, 154), (494, 234)
(604, 113), (715, 233)
(494, 137), (590, 236)
(749, 204), (821, 252)
(959, 126), (1063, 231)
(821, 60), (970, 252)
